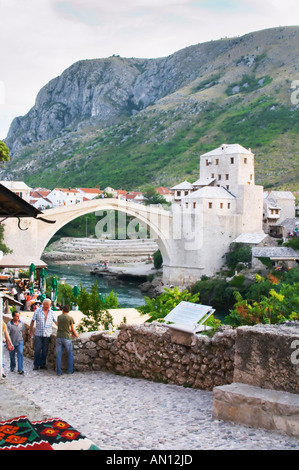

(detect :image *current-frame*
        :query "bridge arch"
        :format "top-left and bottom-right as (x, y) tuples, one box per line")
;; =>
(33, 199), (173, 265)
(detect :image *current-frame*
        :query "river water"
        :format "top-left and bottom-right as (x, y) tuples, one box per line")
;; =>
(46, 263), (146, 308)
(46, 263), (228, 321)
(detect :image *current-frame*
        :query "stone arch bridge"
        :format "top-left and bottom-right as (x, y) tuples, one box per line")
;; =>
(1, 198), (178, 282)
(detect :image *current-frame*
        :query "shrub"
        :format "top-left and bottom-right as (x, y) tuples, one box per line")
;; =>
(77, 281), (114, 332)
(137, 286), (199, 322)
(153, 249), (163, 269)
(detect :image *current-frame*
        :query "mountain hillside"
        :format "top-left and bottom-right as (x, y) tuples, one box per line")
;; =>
(2, 26), (299, 191)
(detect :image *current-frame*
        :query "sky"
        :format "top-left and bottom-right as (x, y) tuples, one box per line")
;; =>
(0, 0), (298, 139)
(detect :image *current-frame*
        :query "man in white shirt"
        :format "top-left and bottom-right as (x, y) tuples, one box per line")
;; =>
(29, 298), (57, 370)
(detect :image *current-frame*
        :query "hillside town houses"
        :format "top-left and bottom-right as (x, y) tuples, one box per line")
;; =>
(0, 143), (297, 285)
(0, 142), (298, 276)
(0, 181), (173, 209)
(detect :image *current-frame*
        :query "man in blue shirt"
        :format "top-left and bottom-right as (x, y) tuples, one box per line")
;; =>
(29, 298), (57, 370)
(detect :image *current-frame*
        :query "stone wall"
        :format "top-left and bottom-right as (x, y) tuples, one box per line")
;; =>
(74, 324), (236, 390)
(3, 314), (236, 391)
(233, 324), (299, 394)
(212, 323), (299, 437)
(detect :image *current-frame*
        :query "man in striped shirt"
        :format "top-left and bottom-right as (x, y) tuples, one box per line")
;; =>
(29, 298), (57, 370)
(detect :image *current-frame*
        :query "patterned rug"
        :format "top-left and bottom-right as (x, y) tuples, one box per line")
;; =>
(31, 418), (100, 450)
(0, 416), (53, 450)
(0, 416), (99, 450)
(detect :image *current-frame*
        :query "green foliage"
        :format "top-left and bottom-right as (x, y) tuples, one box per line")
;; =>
(257, 257), (272, 268)
(103, 290), (119, 309)
(191, 277), (236, 309)
(224, 243), (251, 271)
(226, 74), (272, 96)
(153, 249), (163, 269)
(191, 73), (221, 93)
(137, 286), (199, 323)
(143, 186), (170, 206)
(76, 281), (114, 332)
(45, 275), (75, 306)
(0, 225), (12, 255)
(202, 315), (223, 337)
(55, 213), (98, 238)
(229, 275), (245, 287)
(0, 140), (9, 163)
(6, 93), (299, 192)
(225, 274), (299, 326)
(284, 237), (299, 250)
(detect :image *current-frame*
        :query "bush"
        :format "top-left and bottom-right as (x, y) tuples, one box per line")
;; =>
(153, 249), (163, 269)
(284, 238), (299, 250)
(224, 243), (251, 271)
(229, 275), (245, 287)
(225, 275), (299, 327)
(137, 286), (199, 323)
(77, 281), (114, 332)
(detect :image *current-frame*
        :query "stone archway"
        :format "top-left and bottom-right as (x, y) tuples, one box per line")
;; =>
(1, 198), (173, 270)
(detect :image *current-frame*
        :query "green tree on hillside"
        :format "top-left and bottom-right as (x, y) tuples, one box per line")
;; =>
(143, 187), (170, 206)
(0, 140), (9, 164)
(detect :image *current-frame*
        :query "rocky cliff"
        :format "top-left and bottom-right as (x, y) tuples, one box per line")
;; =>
(3, 26), (299, 190)
(5, 39), (233, 154)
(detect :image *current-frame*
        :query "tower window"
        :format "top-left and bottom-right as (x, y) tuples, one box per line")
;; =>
(230, 157), (234, 164)
(208, 202), (213, 209)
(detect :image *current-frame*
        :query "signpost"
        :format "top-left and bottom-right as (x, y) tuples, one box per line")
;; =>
(163, 301), (215, 334)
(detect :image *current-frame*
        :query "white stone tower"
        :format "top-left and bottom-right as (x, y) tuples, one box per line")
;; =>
(164, 144), (264, 285)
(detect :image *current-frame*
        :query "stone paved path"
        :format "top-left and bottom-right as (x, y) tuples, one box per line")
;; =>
(1, 352), (299, 450)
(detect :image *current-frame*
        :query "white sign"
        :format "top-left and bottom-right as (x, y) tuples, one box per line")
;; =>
(163, 301), (215, 334)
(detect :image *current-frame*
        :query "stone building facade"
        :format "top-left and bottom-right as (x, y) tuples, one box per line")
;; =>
(165, 144), (264, 284)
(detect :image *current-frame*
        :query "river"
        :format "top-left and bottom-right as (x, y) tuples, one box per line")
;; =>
(46, 263), (146, 308)
(46, 263), (228, 322)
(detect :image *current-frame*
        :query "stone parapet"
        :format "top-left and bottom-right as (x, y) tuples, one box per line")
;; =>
(213, 323), (299, 437)
(233, 324), (299, 394)
(3, 314), (236, 391)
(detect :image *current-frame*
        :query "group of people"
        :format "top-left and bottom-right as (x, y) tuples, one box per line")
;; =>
(10, 283), (42, 312)
(2, 298), (79, 378)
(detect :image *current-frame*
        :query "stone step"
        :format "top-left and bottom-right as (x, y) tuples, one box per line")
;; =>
(212, 382), (299, 438)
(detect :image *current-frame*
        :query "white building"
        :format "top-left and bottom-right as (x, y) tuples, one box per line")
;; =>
(171, 181), (194, 202)
(0, 181), (31, 202)
(263, 191), (296, 236)
(155, 187), (174, 203)
(30, 188), (53, 209)
(47, 188), (84, 207)
(76, 187), (103, 200)
(163, 143), (264, 284)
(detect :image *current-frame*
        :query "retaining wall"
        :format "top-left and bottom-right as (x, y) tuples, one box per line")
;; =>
(3, 314), (236, 390)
